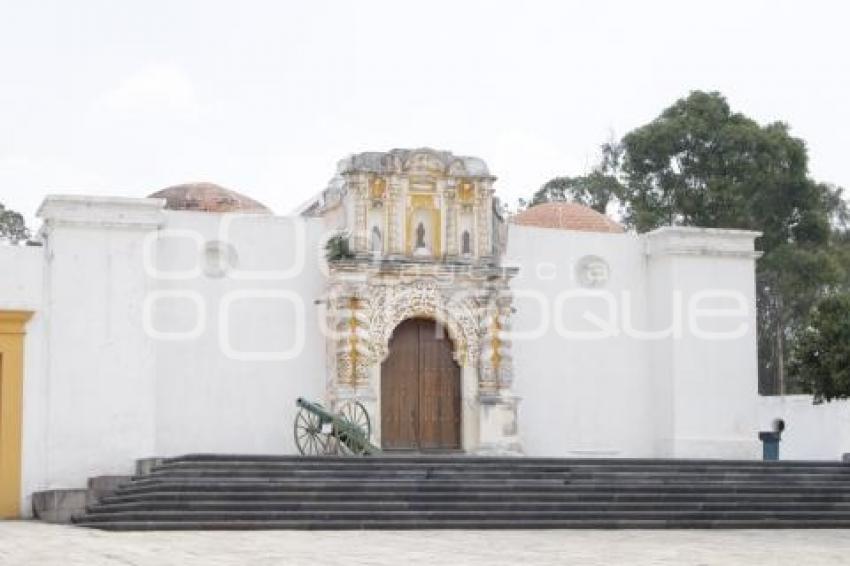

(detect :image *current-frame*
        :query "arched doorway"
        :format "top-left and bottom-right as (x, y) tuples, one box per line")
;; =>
(381, 318), (461, 450)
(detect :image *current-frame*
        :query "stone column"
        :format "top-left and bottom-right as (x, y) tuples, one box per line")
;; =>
(475, 286), (522, 455)
(445, 190), (459, 257)
(387, 178), (403, 255)
(330, 293), (357, 390)
(475, 190), (492, 258)
(350, 177), (369, 253)
(332, 294), (371, 387)
(478, 304), (499, 396)
(478, 288), (515, 393)
(495, 293), (514, 388)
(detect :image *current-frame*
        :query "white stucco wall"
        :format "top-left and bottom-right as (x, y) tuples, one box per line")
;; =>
(0, 244), (45, 516)
(16, 196), (329, 513)
(150, 210), (326, 457)
(507, 225), (654, 458)
(507, 224), (761, 459)
(33, 197), (163, 498)
(758, 395), (850, 460)
(0, 244), (42, 311)
(644, 228), (761, 459)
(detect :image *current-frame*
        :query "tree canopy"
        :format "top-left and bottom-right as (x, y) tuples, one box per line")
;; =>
(619, 91), (839, 252)
(530, 172), (618, 214)
(530, 91), (848, 395)
(0, 202), (30, 244)
(791, 294), (850, 402)
(529, 143), (623, 214)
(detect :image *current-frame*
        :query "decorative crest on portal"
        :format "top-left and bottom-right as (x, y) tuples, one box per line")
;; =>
(301, 148), (507, 262)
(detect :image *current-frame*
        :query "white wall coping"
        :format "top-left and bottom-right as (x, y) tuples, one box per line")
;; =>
(507, 223), (634, 238)
(643, 226), (762, 259)
(36, 195), (165, 231)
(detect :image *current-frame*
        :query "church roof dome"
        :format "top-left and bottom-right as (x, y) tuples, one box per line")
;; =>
(512, 202), (624, 233)
(148, 182), (271, 214)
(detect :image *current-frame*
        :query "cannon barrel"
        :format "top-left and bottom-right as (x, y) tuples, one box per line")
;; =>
(296, 397), (333, 421)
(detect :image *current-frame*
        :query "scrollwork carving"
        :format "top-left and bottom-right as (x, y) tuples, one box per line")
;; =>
(365, 280), (480, 366)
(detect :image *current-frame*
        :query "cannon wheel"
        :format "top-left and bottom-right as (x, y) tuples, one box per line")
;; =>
(329, 400), (371, 456)
(294, 406), (328, 456)
(338, 400), (371, 439)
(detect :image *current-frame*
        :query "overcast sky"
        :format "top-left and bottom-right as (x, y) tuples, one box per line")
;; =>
(1, 0), (848, 226)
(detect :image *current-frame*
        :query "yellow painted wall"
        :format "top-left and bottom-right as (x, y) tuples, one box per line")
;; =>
(0, 311), (32, 518)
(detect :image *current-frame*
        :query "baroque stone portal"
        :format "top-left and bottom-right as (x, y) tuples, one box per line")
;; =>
(301, 148), (521, 454)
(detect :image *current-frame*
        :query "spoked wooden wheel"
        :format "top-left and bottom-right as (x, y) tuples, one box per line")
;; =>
(326, 433), (350, 456)
(337, 400), (371, 440)
(294, 406), (328, 456)
(329, 400), (371, 455)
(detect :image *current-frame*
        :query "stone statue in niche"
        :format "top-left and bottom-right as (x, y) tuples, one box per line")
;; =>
(370, 226), (383, 254)
(462, 230), (471, 256)
(413, 221), (430, 256)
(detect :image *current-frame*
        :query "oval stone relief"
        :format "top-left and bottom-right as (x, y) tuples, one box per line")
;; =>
(203, 240), (238, 278)
(575, 255), (610, 288)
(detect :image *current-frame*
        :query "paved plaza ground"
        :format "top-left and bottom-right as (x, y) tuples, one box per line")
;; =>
(1, 521), (849, 565)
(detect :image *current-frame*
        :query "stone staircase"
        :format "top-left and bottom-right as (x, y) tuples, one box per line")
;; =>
(73, 454), (850, 530)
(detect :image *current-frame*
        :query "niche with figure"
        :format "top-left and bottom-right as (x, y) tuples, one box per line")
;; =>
(461, 230), (472, 256)
(410, 209), (435, 256)
(370, 226), (383, 254)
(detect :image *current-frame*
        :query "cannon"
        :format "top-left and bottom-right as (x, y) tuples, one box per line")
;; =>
(293, 398), (381, 456)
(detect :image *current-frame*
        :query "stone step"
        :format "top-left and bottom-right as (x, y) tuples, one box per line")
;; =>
(112, 479), (850, 494)
(153, 458), (850, 471)
(73, 518), (850, 531)
(147, 467), (850, 480)
(75, 509), (850, 523)
(85, 500), (850, 513)
(74, 455), (850, 530)
(163, 454), (850, 469)
(136, 474), (850, 490)
(98, 490), (850, 504)
(144, 469), (575, 481)
(115, 480), (573, 494)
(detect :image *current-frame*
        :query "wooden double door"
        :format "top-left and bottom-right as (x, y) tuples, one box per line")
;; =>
(380, 318), (461, 451)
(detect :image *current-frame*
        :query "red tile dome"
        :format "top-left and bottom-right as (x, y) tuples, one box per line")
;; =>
(148, 182), (270, 214)
(512, 202), (623, 233)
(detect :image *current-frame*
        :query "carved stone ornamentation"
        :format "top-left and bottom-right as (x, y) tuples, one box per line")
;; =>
(475, 190), (491, 257)
(311, 149), (520, 453)
(365, 280), (480, 366)
(350, 179), (369, 252)
(445, 191), (459, 257)
(386, 179), (402, 254)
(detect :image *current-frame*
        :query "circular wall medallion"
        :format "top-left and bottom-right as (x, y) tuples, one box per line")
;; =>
(575, 255), (610, 288)
(203, 240), (238, 278)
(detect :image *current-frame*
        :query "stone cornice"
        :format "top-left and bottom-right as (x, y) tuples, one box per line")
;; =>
(643, 226), (763, 259)
(328, 255), (518, 280)
(37, 195), (165, 231)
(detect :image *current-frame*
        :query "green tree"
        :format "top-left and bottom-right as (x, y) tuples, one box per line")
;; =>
(0, 202), (30, 244)
(620, 91), (833, 241)
(533, 91), (847, 394)
(529, 142), (624, 214)
(531, 171), (621, 214)
(618, 91), (846, 394)
(790, 294), (850, 402)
